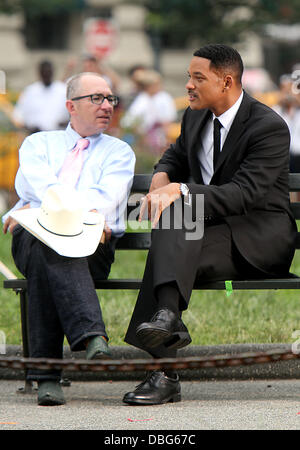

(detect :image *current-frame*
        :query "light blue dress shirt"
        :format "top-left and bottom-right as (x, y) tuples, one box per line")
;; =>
(3, 123), (136, 237)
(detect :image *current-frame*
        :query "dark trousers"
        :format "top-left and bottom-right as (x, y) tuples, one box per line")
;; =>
(125, 205), (265, 358)
(12, 225), (116, 381)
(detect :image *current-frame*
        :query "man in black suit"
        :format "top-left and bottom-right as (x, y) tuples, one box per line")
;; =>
(123, 44), (297, 405)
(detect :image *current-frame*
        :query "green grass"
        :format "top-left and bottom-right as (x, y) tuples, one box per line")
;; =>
(1, 230), (300, 348)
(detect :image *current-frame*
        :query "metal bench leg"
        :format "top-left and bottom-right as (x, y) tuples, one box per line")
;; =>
(17, 288), (33, 394)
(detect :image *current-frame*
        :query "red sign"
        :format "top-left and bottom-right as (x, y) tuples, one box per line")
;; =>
(84, 19), (117, 58)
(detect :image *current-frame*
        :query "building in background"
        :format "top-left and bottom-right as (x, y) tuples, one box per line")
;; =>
(1, 0), (299, 98)
(0, 1), (155, 97)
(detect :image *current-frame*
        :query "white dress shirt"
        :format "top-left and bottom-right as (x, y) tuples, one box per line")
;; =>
(198, 91), (244, 185)
(273, 105), (300, 155)
(13, 80), (69, 131)
(121, 91), (177, 132)
(2, 123), (136, 236)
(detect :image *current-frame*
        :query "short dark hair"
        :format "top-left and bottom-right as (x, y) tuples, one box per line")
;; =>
(193, 44), (244, 84)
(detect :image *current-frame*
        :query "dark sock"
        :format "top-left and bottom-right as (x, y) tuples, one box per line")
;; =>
(148, 351), (178, 380)
(163, 370), (178, 379)
(156, 282), (180, 315)
(150, 282), (181, 379)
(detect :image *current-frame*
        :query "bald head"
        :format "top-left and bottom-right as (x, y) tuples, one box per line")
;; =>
(65, 72), (114, 137)
(66, 72), (108, 100)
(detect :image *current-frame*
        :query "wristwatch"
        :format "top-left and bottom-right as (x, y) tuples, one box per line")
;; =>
(180, 183), (190, 197)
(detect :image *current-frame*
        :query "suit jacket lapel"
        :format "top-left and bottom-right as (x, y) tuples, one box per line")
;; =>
(211, 91), (251, 182)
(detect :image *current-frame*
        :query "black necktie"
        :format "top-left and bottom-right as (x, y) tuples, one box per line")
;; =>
(213, 118), (222, 170)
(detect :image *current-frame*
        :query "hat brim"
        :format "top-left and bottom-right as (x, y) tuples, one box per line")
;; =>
(11, 208), (105, 258)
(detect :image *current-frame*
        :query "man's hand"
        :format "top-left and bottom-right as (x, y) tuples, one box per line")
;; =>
(101, 223), (112, 243)
(3, 203), (30, 234)
(139, 182), (181, 229)
(90, 209), (112, 243)
(149, 172), (171, 192)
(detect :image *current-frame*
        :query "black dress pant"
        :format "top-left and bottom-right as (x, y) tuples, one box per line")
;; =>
(124, 203), (265, 358)
(12, 225), (116, 381)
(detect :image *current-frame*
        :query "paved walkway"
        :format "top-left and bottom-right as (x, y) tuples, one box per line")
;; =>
(0, 378), (300, 431)
(1, 344), (300, 434)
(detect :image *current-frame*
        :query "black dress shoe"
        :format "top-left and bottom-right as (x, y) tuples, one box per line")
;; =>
(136, 308), (192, 349)
(123, 370), (181, 405)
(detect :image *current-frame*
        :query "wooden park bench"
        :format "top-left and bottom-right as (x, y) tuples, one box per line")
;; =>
(2, 173), (300, 387)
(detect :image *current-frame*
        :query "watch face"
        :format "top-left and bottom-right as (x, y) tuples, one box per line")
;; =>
(180, 184), (189, 196)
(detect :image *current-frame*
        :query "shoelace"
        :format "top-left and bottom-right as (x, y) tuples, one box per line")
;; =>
(134, 371), (159, 389)
(150, 310), (171, 322)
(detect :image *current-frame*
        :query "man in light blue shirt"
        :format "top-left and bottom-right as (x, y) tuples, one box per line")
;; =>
(2, 72), (135, 405)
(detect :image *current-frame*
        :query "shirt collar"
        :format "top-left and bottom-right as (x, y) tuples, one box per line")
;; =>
(65, 122), (103, 150)
(213, 91), (244, 131)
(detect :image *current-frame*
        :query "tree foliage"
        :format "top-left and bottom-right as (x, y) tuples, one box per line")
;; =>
(1, 0), (300, 47)
(141, 0), (300, 47)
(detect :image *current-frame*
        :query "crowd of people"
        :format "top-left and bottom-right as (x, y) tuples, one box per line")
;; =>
(10, 55), (300, 166)
(11, 56), (177, 156)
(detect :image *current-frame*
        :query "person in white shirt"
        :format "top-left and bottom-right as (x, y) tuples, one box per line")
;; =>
(272, 74), (300, 173)
(121, 69), (177, 152)
(3, 72), (135, 406)
(13, 60), (69, 133)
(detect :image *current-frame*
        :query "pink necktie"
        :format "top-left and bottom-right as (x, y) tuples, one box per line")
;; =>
(58, 138), (89, 187)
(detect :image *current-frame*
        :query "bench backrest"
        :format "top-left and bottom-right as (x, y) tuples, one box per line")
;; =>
(117, 173), (300, 251)
(116, 174), (151, 250)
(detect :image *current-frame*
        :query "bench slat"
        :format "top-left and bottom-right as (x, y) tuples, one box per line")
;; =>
(117, 232), (300, 251)
(131, 174), (152, 192)
(290, 202), (300, 219)
(4, 277), (300, 291)
(95, 278), (300, 290)
(116, 232), (151, 250)
(134, 173), (300, 192)
(289, 173), (300, 192)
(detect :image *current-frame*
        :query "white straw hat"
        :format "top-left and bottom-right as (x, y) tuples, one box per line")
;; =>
(10, 185), (105, 257)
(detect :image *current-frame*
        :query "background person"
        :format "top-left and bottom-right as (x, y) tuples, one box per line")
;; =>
(13, 60), (69, 134)
(121, 69), (177, 153)
(122, 64), (148, 109)
(273, 74), (300, 173)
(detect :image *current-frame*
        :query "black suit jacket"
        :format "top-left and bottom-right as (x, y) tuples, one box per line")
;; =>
(154, 91), (297, 276)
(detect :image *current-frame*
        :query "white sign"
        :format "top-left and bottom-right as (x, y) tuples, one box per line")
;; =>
(84, 18), (117, 58)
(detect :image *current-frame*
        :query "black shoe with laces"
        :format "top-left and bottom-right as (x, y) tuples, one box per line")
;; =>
(122, 370), (181, 405)
(136, 308), (191, 349)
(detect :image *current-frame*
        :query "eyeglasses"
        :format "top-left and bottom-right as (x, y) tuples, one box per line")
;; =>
(71, 93), (119, 106)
